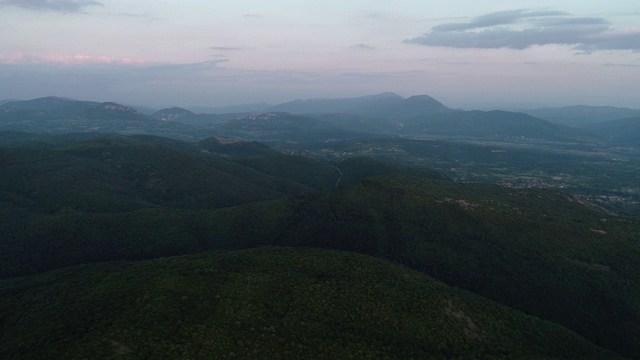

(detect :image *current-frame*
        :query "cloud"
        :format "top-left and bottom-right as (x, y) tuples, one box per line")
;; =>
(405, 9), (640, 53)
(350, 44), (376, 50)
(431, 10), (568, 32)
(0, 0), (103, 12)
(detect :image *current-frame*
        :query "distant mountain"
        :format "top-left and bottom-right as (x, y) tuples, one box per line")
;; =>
(403, 110), (596, 141)
(0, 96), (160, 117)
(0, 98), (19, 105)
(381, 94), (453, 119)
(1, 96), (630, 144)
(582, 116), (640, 144)
(0, 96), (376, 141)
(268, 92), (453, 120)
(522, 106), (640, 126)
(0, 96), (99, 113)
(205, 112), (364, 142)
(0, 98), (203, 140)
(150, 107), (236, 126)
(82, 102), (147, 119)
(268, 92), (402, 114)
(151, 107), (195, 121)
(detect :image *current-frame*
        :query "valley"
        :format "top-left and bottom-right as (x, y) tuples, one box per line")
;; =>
(275, 136), (640, 217)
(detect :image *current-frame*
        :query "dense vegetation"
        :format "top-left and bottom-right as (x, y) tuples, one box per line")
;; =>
(2, 131), (640, 358)
(0, 248), (619, 359)
(0, 133), (446, 276)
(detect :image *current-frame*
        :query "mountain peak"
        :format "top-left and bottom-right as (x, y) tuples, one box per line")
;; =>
(80, 102), (151, 121)
(95, 102), (142, 114)
(407, 94), (435, 101)
(267, 92), (451, 119)
(151, 107), (195, 121)
(1, 96), (89, 111)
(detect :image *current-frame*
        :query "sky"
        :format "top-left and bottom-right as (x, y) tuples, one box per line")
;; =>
(1, 0), (639, 110)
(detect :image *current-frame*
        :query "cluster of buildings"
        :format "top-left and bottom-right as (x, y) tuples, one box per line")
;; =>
(497, 179), (569, 189)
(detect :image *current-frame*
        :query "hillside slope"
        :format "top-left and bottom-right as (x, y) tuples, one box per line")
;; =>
(214, 176), (640, 357)
(0, 248), (619, 360)
(2, 173), (639, 356)
(0, 99), (200, 140)
(2, 134), (639, 356)
(403, 110), (596, 141)
(267, 92), (452, 120)
(523, 105), (640, 126)
(583, 116), (640, 144)
(0, 135), (317, 212)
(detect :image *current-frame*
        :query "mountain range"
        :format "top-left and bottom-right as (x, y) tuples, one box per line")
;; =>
(402, 110), (598, 141)
(4, 94), (634, 143)
(522, 105), (640, 126)
(266, 92), (453, 119)
(583, 116), (640, 144)
(0, 97), (198, 139)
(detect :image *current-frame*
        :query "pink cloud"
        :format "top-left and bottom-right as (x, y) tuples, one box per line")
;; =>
(0, 52), (149, 64)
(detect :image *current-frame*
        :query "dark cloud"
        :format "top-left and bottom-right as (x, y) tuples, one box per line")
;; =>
(350, 44), (375, 50)
(534, 17), (609, 27)
(432, 10), (567, 32)
(0, 0), (103, 12)
(405, 9), (640, 53)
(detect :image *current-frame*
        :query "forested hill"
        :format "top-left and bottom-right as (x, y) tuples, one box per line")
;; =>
(2, 132), (640, 358)
(0, 248), (619, 359)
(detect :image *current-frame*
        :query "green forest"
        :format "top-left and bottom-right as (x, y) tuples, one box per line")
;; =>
(1, 132), (640, 359)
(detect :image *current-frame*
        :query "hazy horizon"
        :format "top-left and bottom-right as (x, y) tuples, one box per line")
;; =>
(4, 91), (640, 114)
(1, 0), (639, 109)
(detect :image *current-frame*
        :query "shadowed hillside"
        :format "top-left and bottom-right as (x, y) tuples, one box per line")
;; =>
(403, 110), (596, 141)
(583, 116), (640, 144)
(1, 133), (640, 357)
(0, 248), (619, 360)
